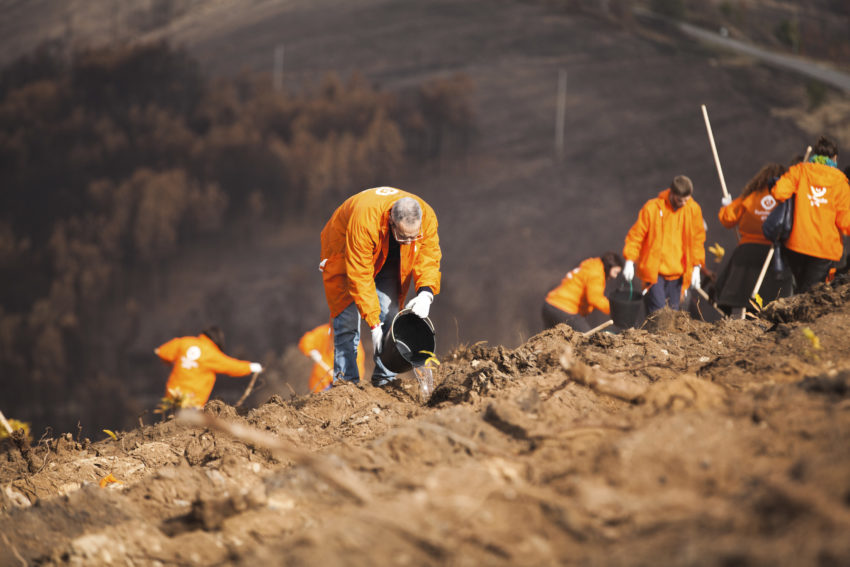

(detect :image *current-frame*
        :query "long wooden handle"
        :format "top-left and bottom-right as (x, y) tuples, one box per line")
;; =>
(234, 371), (260, 408)
(0, 410), (15, 436)
(752, 246), (775, 299)
(701, 104), (730, 200)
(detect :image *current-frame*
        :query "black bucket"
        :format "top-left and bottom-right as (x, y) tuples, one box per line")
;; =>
(610, 285), (644, 329)
(379, 309), (436, 373)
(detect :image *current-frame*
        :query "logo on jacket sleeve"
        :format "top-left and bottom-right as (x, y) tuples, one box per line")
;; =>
(181, 345), (202, 369)
(808, 186), (828, 208)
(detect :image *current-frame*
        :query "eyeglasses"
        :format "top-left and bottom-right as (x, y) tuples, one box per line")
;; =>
(390, 222), (423, 244)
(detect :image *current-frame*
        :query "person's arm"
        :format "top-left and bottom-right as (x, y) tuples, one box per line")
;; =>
(718, 196), (744, 228)
(772, 167), (800, 202)
(691, 203), (707, 268)
(154, 338), (181, 363)
(623, 202), (651, 262)
(204, 348), (254, 377)
(835, 181), (850, 235)
(411, 206), (442, 296)
(345, 214), (383, 328)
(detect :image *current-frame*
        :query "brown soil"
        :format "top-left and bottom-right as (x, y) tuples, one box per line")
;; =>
(4, 277), (850, 566)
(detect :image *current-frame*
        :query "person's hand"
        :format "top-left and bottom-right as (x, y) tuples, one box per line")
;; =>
(405, 290), (434, 318)
(371, 325), (383, 355)
(721, 194), (732, 207)
(249, 362), (263, 373)
(691, 266), (701, 290)
(622, 260), (635, 282)
(309, 349), (322, 364)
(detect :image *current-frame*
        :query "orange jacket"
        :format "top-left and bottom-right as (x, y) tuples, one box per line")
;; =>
(298, 323), (365, 393)
(155, 334), (253, 407)
(545, 257), (610, 316)
(772, 161), (850, 261)
(718, 189), (774, 245)
(623, 189), (706, 292)
(320, 187), (441, 328)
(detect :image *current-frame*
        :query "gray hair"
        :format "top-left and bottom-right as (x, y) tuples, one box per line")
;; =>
(390, 197), (422, 226)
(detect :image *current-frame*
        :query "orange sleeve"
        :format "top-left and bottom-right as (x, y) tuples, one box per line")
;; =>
(584, 264), (610, 315)
(690, 202), (707, 267)
(155, 338), (182, 363)
(203, 349), (252, 377)
(835, 183), (850, 235)
(718, 197), (744, 228)
(623, 202), (651, 262)
(345, 212), (382, 328)
(772, 167), (799, 202)
(411, 204), (442, 295)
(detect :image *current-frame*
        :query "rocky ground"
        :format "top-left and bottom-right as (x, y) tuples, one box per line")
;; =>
(3, 277), (850, 566)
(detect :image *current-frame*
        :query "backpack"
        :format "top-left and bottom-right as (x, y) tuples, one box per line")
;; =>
(762, 195), (794, 243)
(761, 194), (794, 273)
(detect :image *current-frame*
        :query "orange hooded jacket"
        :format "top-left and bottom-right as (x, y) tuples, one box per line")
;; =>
(320, 187), (441, 328)
(772, 161), (850, 261)
(155, 334), (253, 407)
(623, 189), (706, 293)
(718, 190), (774, 245)
(545, 257), (610, 316)
(297, 323), (365, 393)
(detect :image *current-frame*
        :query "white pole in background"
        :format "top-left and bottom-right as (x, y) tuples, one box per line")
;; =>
(274, 44), (285, 91)
(555, 69), (567, 160)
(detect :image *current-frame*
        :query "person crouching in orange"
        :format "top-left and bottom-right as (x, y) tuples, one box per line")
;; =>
(542, 252), (624, 332)
(298, 323), (365, 393)
(155, 325), (263, 408)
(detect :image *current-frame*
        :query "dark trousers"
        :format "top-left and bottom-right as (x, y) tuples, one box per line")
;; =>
(644, 275), (682, 314)
(784, 248), (833, 293)
(541, 302), (591, 333)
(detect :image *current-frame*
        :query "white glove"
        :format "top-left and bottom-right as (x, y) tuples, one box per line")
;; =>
(691, 266), (701, 290)
(622, 260), (635, 282)
(309, 349), (322, 364)
(370, 324), (383, 355)
(405, 290), (434, 318)
(249, 362), (263, 373)
(721, 195), (732, 207)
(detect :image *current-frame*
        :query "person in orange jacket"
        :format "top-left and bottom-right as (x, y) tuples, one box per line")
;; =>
(297, 323), (365, 393)
(715, 163), (794, 315)
(622, 175), (706, 314)
(542, 252), (623, 332)
(155, 325), (262, 408)
(320, 187), (441, 387)
(771, 135), (850, 292)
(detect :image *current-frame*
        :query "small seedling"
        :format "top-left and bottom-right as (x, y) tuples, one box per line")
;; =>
(419, 350), (440, 368)
(103, 429), (118, 441)
(155, 388), (197, 414)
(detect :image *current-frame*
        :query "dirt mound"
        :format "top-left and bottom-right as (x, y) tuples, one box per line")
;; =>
(4, 279), (850, 565)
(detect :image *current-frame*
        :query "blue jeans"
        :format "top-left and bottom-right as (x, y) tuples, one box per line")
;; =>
(644, 275), (682, 314)
(332, 277), (400, 386)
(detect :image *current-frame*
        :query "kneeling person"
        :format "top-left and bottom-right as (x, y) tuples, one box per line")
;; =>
(543, 252), (623, 332)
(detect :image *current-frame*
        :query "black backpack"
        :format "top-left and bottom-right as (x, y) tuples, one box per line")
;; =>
(762, 195), (794, 243)
(761, 194), (794, 273)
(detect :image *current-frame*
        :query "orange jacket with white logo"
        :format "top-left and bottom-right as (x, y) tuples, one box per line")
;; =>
(298, 323), (365, 393)
(545, 257), (610, 316)
(320, 187), (442, 328)
(772, 161), (850, 261)
(718, 189), (774, 245)
(623, 189), (706, 292)
(155, 334), (253, 407)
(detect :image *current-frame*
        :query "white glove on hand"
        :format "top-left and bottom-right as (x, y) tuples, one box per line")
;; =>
(249, 362), (263, 373)
(405, 290), (434, 318)
(622, 260), (635, 282)
(309, 349), (322, 364)
(371, 325), (383, 355)
(691, 266), (701, 290)
(721, 195), (732, 207)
